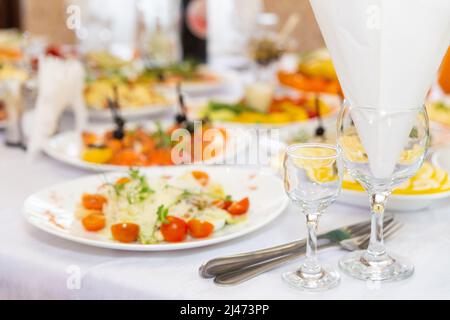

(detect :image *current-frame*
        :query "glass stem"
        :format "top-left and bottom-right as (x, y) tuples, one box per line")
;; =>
(367, 192), (389, 257)
(300, 214), (322, 276)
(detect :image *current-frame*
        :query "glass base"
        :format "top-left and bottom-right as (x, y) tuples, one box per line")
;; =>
(282, 265), (340, 292)
(339, 250), (414, 282)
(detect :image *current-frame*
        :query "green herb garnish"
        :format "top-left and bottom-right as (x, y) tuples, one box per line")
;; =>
(152, 122), (172, 148)
(409, 127), (418, 139)
(208, 101), (255, 114)
(157, 205), (169, 224)
(117, 169), (154, 204)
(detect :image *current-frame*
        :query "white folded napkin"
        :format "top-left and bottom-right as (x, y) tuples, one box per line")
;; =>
(27, 56), (87, 157)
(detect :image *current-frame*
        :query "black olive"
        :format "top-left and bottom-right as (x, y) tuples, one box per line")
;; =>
(113, 129), (125, 140)
(315, 126), (325, 137)
(175, 113), (187, 124)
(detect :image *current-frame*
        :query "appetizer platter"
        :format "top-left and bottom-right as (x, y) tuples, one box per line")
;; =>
(45, 83), (249, 171)
(83, 55), (228, 119)
(84, 77), (175, 120)
(277, 49), (341, 95)
(138, 60), (227, 94)
(23, 166), (288, 251)
(340, 162), (450, 211)
(43, 121), (247, 171)
(192, 93), (339, 129)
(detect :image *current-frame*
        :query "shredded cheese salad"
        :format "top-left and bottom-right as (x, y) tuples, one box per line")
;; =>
(75, 169), (250, 244)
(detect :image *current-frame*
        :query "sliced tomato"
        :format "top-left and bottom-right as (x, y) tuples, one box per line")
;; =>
(82, 213), (106, 231)
(115, 177), (131, 185)
(227, 197), (250, 216)
(111, 223), (140, 243)
(191, 171), (209, 186)
(82, 194), (107, 211)
(187, 219), (214, 238)
(160, 216), (188, 242)
(212, 199), (232, 210)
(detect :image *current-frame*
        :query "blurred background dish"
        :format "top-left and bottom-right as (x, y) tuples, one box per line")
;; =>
(277, 48), (341, 96)
(43, 120), (249, 171)
(339, 162), (450, 211)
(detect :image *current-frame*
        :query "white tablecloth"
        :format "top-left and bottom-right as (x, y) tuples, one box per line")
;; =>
(1, 137), (450, 300)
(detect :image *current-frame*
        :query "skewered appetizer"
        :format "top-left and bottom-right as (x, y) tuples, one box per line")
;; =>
(81, 122), (227, 166)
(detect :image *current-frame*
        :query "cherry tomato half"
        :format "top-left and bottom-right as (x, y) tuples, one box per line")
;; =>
(82, 212), (106, 232)
(227, 197), (250, 216)
(212, 199), (232, 210)
(111, 223), (140, 243)
(187, 219), (214, 238)
(82, 194), (107, 211)
(115, 177), (131, 185)
(160, 216), (188, 242)
(191, 171), (209, 186)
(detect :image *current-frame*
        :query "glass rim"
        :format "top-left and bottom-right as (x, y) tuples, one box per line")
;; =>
(286, 143), (339, 160)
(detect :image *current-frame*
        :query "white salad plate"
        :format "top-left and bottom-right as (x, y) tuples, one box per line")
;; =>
(23, 166), (289, 251)
(43, 121), (250, 172)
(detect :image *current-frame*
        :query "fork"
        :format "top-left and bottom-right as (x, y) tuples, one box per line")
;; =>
(199, 215), (393, 278)
(214, 220), (402, 286)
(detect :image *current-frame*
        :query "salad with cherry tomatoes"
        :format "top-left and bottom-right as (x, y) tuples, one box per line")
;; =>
(75, 169), (250, 244)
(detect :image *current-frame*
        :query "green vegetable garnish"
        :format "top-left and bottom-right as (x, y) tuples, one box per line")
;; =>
(157, 205), (169, 224)
(115, 169), (154, 204)
(152, 122), (172, 148)
(207, 101), (256, 114)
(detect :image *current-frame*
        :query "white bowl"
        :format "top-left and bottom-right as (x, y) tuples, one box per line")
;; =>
(339, 189), (450, 212)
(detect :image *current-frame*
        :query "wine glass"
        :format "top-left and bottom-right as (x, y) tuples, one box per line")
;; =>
(283, 143), (343, 291)
(337, 101), (429, 281)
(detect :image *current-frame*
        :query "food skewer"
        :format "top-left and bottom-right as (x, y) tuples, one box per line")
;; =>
(107, 85), (125, 140)
(314, 94), (325, 139)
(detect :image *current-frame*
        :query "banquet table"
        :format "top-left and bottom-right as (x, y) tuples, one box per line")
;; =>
(1, 137), (450, 300)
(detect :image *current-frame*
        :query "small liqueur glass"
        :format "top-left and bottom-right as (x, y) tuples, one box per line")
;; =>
(282, 143), (343, 291)
(337, 102), (429, 281)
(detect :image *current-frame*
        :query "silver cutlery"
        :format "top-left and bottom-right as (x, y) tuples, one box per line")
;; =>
(199, 215), (393, 278)
(214, 220), (402, 286)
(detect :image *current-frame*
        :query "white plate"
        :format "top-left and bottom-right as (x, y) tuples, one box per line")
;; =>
(23, 166), (289, 251)
(432, 146), (450, 173)
(88, 103), (176, 121)
(43, 121), (250, 172)
(339, 189), (450, 211)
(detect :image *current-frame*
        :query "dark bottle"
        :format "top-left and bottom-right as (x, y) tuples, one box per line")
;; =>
(181, 0), (207, 63)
